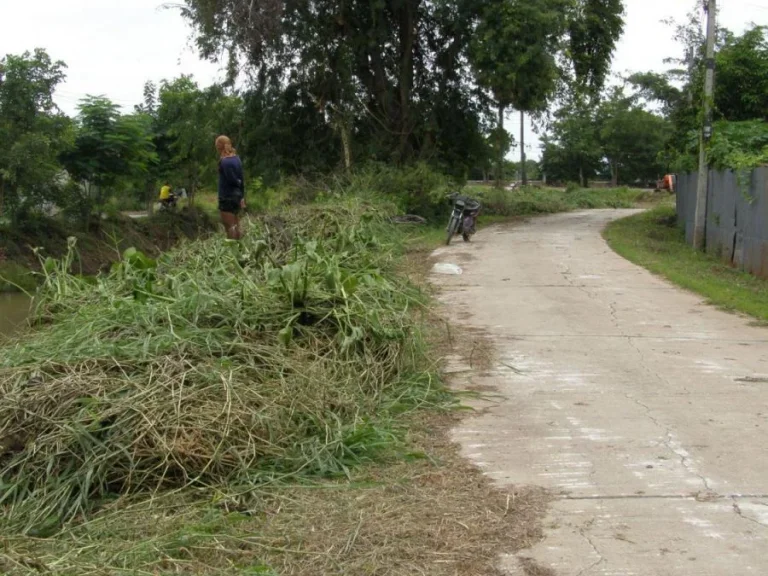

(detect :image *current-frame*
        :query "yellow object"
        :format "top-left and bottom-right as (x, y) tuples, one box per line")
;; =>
(159, 185), (171, 200)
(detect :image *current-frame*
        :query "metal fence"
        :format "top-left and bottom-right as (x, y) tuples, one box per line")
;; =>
(677, 168), (768, 278)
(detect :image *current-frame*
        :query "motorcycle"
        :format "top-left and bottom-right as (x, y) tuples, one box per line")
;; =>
(445, 193), (481, 245)
(157, 193), (178, 213)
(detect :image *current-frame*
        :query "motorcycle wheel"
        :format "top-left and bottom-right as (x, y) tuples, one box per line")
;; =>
(462, 216), (474, 241)
(446, 215), (460, 246)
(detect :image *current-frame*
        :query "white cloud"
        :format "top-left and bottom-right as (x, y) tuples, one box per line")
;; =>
(0, 0), (222, 115)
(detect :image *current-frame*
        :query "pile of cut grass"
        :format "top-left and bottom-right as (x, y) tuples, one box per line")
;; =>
(0, 199), (451, 536)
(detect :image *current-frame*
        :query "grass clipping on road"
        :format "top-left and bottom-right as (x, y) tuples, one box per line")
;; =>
(0, 200), (548, 575)
(604, 206), (768, 323)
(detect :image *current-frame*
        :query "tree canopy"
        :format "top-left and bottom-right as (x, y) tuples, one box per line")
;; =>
(179, 0), (624, 175)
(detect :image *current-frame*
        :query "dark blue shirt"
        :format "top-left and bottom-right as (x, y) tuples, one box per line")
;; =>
(218, 156), (244, 200)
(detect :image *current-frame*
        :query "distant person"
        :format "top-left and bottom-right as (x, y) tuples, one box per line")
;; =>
(159, 182), (176, 210)
(215, 135), (245, 240)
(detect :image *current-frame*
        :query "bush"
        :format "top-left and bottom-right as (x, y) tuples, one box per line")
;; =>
(467, 185), (652, 218)
(341, 163), (455, 221)
(565, 181), (582, 193)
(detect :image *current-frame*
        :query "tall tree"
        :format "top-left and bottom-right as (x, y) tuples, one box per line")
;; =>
(471, 0), (565, 185)
(470, 0), (624, 185)
(61, 96), (156, 227)
(155, 77), (243, 204)
(0, 49), (70, 223)
(567, 0), (625, 96)
(179, 0), (497, 170)
(541, 97), (602, 186)
(714, 26), (768, 122)
(597, 89), (669, 185)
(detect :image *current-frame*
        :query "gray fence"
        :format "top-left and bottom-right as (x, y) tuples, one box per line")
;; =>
(677, 168), (768, 278)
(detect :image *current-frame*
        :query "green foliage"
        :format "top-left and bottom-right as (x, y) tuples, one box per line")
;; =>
(0, 261), (36, 293)
(597, 88), (670, 184)
(629, 19), (768, 172)
(567, 0), (625, 96)
(706, 120), (768, 170)
(541, 97), (603, 185)
(472, 185), (655, 217)
(154, 77), (243, 199)
(543, 86), (670, 186)
(182, 0), (493, 169)
(343, 163), (454, 221)
(0, 49), (71, 224)
(59, 96), (157, 226)
(0, 200), (451, 533)
(471, 0), (564, 111)
(715, 27), (768, 122)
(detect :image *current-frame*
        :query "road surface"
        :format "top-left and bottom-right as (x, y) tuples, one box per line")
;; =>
(431, 210), (768, 576)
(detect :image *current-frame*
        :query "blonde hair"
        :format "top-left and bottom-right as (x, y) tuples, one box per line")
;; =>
(215, 135), (237, 157)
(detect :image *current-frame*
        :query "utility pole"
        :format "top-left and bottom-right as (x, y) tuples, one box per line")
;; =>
(693, 0), (717, 250)
(520, 111), (527, 185)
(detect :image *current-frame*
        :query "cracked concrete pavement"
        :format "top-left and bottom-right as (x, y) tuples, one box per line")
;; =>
(430, 210), (768, 575)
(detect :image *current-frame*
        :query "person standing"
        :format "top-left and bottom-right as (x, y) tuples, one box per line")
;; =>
(215, 135), (246, 239)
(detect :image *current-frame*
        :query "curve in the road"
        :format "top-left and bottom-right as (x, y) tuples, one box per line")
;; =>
(431, 210), (768, 576)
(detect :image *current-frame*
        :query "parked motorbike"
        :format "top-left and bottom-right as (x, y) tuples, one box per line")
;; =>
(445, 193), (481, 245)
(158, 193), (178, 213)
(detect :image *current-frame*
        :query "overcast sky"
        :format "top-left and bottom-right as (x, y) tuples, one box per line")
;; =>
(2, 0), (767, 160)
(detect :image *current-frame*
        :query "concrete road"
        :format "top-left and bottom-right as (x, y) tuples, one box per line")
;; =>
(431, 210), (768, 576)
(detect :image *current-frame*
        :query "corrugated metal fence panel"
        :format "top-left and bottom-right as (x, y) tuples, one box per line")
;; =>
(706, 170), (738, 263)
(738, 168), (768, 277)
(677, 168), (768, 278)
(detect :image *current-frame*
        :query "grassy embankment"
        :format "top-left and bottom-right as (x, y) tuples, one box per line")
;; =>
(0, 198), (548, 576)
(465, 184), (662, 218)
(0, 209), (213, 292)
(604, 206), (768, 323)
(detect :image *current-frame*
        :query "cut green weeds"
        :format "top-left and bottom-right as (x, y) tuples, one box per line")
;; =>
(0, 198), (550, 575)
(604, 206), (768, 323)
(0, 200), (449, 534)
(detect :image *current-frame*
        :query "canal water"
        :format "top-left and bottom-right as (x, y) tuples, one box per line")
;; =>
(0, 292), (31, 339)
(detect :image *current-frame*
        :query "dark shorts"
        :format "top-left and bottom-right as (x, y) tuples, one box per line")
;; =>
(218, 196), (242, 214)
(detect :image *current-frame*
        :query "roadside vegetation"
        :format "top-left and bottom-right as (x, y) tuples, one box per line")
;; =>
(604, 207), (768, 323)
(0, 198), (548, 574)
(0, 210), (213, 293)
(468, 185), (662, 217)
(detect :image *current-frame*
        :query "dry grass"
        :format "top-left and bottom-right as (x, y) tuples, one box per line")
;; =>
(518, 557), (558, 576)
(1, 409), (549, 576)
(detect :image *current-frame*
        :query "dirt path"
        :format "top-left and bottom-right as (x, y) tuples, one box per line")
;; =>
(431, 210), (768, 576)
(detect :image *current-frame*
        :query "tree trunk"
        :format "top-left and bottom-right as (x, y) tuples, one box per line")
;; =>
(146, 180), (154, 217)
(81, 182), (92, 232)
(611, 161), (619, 187)
(579, 165), (585, 188)
(520, 110), (527, 186)
(496, 103), (505, 188)
(397, 0), (416, 159)
(341, 121), (352, 171)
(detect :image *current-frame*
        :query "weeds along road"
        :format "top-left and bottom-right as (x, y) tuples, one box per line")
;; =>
(431, 210), (768, 576)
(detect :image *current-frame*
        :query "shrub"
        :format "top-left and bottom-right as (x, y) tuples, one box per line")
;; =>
(341, 163), (455, 221)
